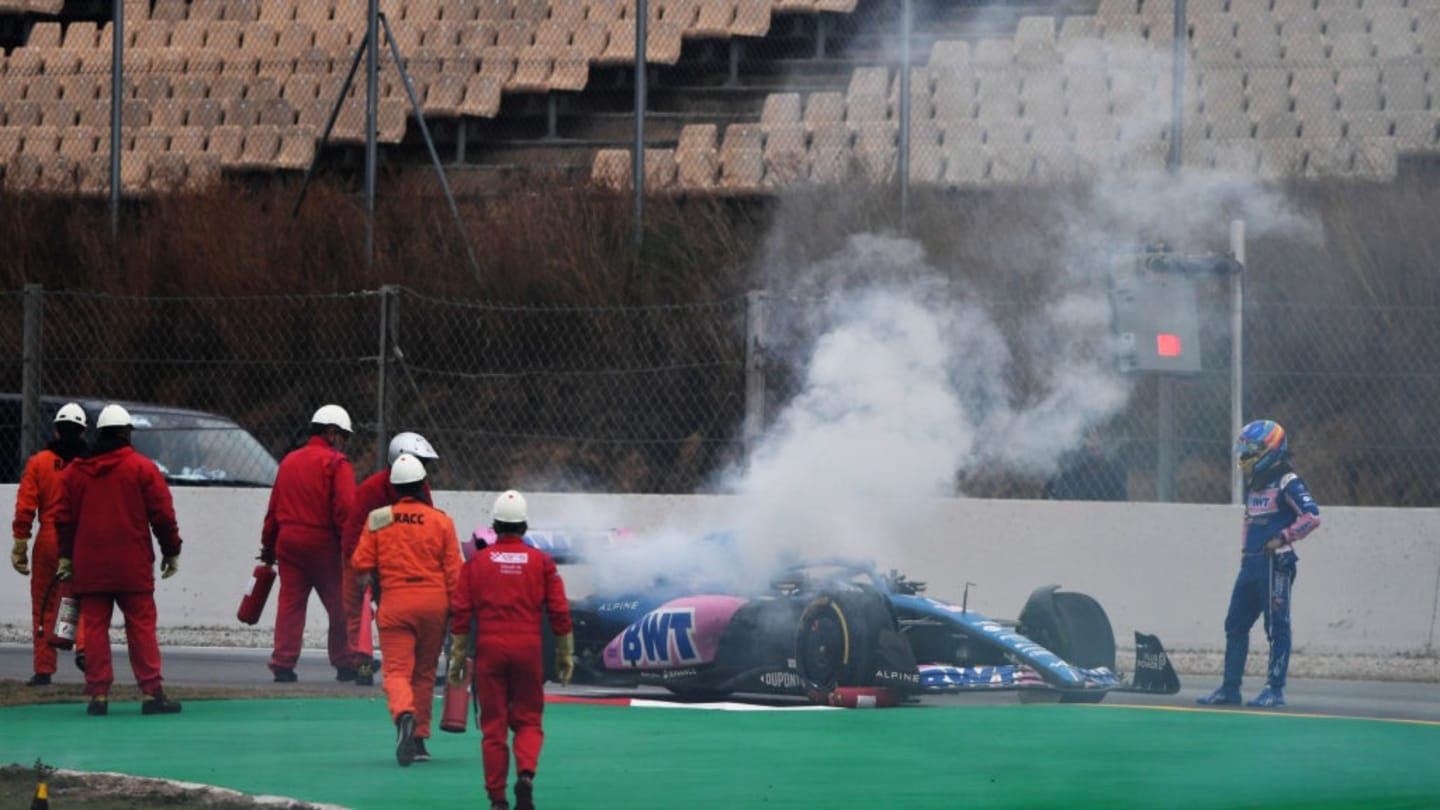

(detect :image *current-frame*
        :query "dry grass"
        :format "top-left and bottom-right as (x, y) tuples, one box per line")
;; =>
(1, 169), (1438, 501)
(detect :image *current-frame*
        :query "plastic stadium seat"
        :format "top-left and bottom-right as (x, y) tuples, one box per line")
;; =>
(1257, 139), (1303, 179)
(984, 117), (1029, 147)
(1211, 138), (1260, 173)
(1392, 111), (1439, 150)
(719, 123), (764, 191)
(206, 125), (245, 165)
(170, 128), (207, 156)
(1281, 31), (1327, 62)
(590, 148), (629, 190)
(941, 137), (988, 186)
(643, 149), (678, 191)
(1380, 63), (1427, 111)
(1209, 108), (1255, 137)
(508, 47), (555, 92)
(74, 154), (109, 196)
(971, 38), (1014, 71)
(908, 122), (943, 183)
(460, 74), (502, 117)
(693, 0), (737, 38)
(28, 22), (62, 49)
(1201, 69), (1246, 117)
(1348, 136), (1396, 179)
(802, 91), (844, 132)
(846, 67), (890, 124)
(1300, 111), (1344, 138)
(1247, 68), (1292, 117)
(275, 126), (316, 169)
(1014, 16), (1059, 69)
(238, 125), (281, 168)
(480, 46), (517, 85)
(19, 126), (60, 158)
(807, 123), (851, 185)
(129, 128), (170, 156)
(59, 128), (98, 159)
(1256, 110), (1301, 138)
(1337, 67), (1382, 113)
(1291, 68), (1337, 118)
(928, 40), (970, 75)
(571, 20), (609, 59)
(932, 76), (976, 122)
(187, 98), (225, 129)
(1344, 111), (1391, 137)
(4, 155), (44, 193)
(422, 74), (465, 115)
(676, 124), (719, 190)
(0, 129), (21, 164)
(731, 0), (777, 35)
(761, 92), (802, 130)
(853, 121), (897, 183)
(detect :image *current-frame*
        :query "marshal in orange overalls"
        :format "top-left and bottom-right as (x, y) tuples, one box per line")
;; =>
(351, 496), (461, 742)
(12, 442), (87, 678)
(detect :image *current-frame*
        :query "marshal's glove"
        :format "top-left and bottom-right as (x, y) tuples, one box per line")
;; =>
(447, 635), (469, 686)
(258, 546), (276, 566)
(554, 633), (575, 686)
(161, 555), (179, 579)
(56, 557), (73, 581)
(11, 537), (28, 576)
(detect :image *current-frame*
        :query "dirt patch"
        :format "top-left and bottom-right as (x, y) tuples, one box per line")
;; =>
(0, 765), (338, 809)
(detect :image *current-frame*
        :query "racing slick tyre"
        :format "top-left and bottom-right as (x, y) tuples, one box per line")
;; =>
(795, 591), (896, 704)
(1017, 586), (1116, 704)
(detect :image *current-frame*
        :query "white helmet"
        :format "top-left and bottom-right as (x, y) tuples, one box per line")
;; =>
(311, 404), (353, 433)
(492, 490), (527, 523)
(96, 403), (133, 429)
(390, 453), (427, 485)
(387, 431), (438, 464)
(54, 402), (87, 428)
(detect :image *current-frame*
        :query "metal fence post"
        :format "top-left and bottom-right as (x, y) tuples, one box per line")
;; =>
(1230, 219), (1246, 504)
(898, 0), (912, 234)
(21, 284), (42, 464)
(744, 290), (767, 462)
(376, 285), (396, 469)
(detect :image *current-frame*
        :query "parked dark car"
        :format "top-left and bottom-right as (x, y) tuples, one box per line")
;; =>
(0, 394), (279, 487)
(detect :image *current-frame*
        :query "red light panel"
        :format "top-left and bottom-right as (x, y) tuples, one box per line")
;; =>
(1156, 333), (1183, 357)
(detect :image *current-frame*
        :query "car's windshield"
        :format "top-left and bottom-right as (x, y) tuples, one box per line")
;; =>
(127, 410), (278, 486)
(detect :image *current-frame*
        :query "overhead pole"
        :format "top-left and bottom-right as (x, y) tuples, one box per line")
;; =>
(632, 0), (649, 249)
(1230, 219), (1246, 505)
(109, 0), (124, 242)
(365, 0), (380, 275)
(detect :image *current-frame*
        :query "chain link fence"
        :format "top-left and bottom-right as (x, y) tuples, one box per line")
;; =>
(2, 284), (1438, 505)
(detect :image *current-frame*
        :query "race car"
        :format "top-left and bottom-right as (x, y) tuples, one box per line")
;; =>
(493, 529), (1179, 705)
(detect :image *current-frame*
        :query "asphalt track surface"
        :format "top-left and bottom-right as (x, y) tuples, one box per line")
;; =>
(4, 643), (1439, 721)
(4, 644), (1440, 809)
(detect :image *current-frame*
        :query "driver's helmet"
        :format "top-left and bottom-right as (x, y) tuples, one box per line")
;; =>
(1235, 419), (1287, 478)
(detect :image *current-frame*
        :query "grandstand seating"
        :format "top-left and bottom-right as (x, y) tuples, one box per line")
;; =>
(595, 0), (1440, 189)
(3, 0), (1438, 194)
(0, 0), (821, 193)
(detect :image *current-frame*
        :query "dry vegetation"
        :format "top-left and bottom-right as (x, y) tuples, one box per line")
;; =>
(1, 166), (1437, 502)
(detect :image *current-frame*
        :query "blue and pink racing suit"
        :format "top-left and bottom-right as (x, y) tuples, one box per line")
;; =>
(1221, 465), (1321, 691)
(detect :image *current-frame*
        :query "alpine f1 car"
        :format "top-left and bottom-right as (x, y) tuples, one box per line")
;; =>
(497, 530), (1180, 705)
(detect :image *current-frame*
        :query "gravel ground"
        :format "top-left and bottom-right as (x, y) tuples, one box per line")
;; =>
(3, 623), (1437, 682)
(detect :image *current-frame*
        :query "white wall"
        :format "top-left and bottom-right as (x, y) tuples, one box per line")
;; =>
(4, 485), (1437, 656)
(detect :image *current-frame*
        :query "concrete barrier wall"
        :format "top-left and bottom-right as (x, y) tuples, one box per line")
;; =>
(3, 485), (1436, 656)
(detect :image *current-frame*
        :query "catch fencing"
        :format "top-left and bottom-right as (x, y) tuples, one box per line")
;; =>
(3, 284), (1439, 505)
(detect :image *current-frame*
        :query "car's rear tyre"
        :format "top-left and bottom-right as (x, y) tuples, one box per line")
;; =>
(795, 591), (887, 702)
(1017, 586), (1116, 704)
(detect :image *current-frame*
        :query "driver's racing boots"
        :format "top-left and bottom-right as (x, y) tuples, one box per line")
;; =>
(1247, 687), (1285, 708)
(1196, 686), (1242, 706)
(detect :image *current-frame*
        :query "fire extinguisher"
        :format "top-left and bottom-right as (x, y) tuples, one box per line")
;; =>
(236, 563), (277, 625)
(48, 581), (79, 650)
(440, 656), (473, 733)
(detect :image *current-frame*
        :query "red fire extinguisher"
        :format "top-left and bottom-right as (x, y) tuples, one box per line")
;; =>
(440, 656), (473, 733)
(48, 581), (79, 650)
(236, 563), (277, 625)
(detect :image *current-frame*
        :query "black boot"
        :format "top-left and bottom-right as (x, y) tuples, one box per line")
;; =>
(142, 689), (183, 715)
(25, 673), (52, 687)
(515, 772), (535, 810)
(355, 661), (374, 686)
(86, 695), (108, 716)
(272, 667), (298, 683)
(395, 711), (417, 767)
